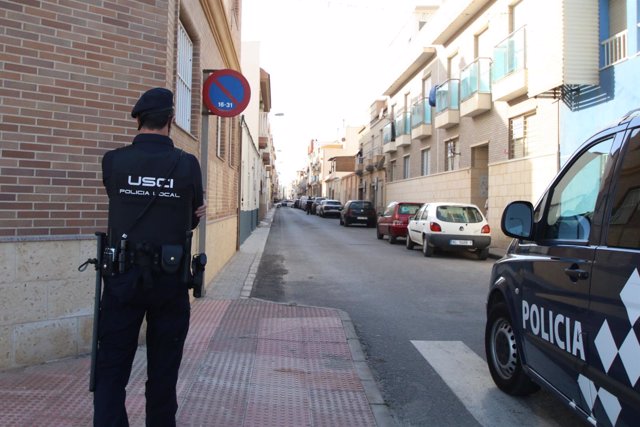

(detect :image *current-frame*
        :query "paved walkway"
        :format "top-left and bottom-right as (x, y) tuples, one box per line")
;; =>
(0, 208), (393, 426)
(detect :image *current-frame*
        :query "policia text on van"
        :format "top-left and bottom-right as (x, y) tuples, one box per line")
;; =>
(485, 110), (640, 427)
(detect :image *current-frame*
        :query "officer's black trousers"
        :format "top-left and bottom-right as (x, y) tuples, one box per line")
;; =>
(93, 271), (190, 427)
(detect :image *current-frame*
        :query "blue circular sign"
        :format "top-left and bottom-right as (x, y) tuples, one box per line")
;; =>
(203, 69), (251, 117)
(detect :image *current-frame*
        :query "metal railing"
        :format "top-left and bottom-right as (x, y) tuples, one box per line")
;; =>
(601, 30), (627, 69)
(492, 26), (526, 82)
(460, 57), (492, 101)
(410, 97), (432, 129)
(383, 122), (393, 144)
(435, 79), (460, 114)
(394, 109), (411, 136)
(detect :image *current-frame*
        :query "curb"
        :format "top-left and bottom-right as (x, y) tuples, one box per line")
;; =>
(244, 208), (396, 426)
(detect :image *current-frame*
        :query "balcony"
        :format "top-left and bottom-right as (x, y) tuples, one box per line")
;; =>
(394, 109), (411, 148)
(601, 30), (627, 69)
(262, 151), (271, 165)
(364, 157), (375, 173)
(410, 97), (432, 140)
(434, 79), (460, 129)
(374, 154), (385, 170)
(492, 27), (527, 102)
(382, 121), (396, 153)
(355, 156), (364, 175)
(258, 136), (268, 150)
(460, 57), (492, 117)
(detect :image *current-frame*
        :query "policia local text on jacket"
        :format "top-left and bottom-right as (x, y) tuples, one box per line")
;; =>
(93, 88), (205, 427)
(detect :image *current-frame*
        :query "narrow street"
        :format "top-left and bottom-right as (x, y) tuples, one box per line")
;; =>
(253, 206), (585, 426)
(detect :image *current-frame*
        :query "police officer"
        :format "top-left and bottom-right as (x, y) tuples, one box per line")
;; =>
(94, 88), (206, 427)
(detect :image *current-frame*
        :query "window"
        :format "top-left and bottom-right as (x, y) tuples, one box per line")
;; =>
(607, 129), (640, 248)
(389, 160), (396, 182)
(475, 27), (491, 59)
(436, 205), (483, 223)
(445, 139), (459, 171)
(510, 0), (525, 33)
(229, 117), (239, 167)
(216, 116), (227, 159)
(403, 155), (410, 179)
(176, 22), (193, 131)
(448, 51), (460, 79)
(421, 149), (430, 176)
(509, 112), (535, 159)
(542, 137), (616, 241)
(422, 76), (431, 98)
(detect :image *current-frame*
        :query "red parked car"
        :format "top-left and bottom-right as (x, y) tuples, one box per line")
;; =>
(376, 201), (423, 244)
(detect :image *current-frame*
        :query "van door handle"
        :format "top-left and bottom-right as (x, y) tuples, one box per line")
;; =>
(564, 266), (589, 281)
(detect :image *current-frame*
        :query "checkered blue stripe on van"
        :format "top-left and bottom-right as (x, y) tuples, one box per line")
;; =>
(578, 268), (640, 426)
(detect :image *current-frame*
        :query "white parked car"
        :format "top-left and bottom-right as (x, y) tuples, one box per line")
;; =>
(317, 199), (342, 217)
(406, 202), (491, 259)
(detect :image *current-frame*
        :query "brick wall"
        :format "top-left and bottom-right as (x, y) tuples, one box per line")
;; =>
(0, 0), (244, 369)
(0, 0), (171, 239)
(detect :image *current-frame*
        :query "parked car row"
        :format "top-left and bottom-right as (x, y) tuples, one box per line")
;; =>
(292, 197), (491, 260)
(375, 200), (491, 259)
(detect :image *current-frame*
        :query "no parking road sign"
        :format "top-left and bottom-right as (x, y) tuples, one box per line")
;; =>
(203, 69), (251, 117)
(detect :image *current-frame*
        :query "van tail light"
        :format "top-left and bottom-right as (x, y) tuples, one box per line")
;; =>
(481, 224), (491, 234)
(430, 222), (442, 232)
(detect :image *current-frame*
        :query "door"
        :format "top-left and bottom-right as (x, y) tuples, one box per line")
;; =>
(380, 203), (394, 235)
(517, 134), (618, 413)
(587, 126), (640, 426)
(408, 204), (427, 244)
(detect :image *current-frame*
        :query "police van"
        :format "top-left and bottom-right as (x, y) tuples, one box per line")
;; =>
(485, 110), (640, 426)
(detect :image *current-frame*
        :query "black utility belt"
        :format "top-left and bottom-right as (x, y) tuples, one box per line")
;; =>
(101, 242), (184, 277)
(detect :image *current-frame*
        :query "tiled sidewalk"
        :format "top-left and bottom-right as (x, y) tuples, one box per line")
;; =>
(0, 209), (392, 426)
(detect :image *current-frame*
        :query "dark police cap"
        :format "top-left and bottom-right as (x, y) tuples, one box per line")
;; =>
(131, 88), (174, 118)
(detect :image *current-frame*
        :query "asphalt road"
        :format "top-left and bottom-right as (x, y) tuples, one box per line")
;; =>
(252, 206), (586, 427)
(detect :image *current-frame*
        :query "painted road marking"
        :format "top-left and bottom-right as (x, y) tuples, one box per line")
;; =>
(411, 340), (564, 427)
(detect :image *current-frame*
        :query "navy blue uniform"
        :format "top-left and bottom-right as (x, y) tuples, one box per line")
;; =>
(95, 133), (203, 427)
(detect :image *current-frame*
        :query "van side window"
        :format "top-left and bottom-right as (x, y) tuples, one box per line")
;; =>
(607, 128), (640, 249)
(543, 137), (616, 241)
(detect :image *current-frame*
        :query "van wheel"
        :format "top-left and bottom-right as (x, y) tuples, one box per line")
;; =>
(376, 228), (383, 239)
(485, 302), (539, 396)
(406, 236), (414, 250)
(388, 235), (397, 244)
(478, 248), (489, 260)
(422, 236), (434, 257)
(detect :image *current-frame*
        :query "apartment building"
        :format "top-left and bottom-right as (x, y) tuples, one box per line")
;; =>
(360, 0), (633, 250)
(0, 0), (243, 369)
(560, 0), (639, 158)
(240, 41), (276, 244)
(357, 98), (392, 213)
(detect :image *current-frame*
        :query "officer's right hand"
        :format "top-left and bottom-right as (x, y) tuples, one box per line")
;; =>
(195, 204), (206, 219)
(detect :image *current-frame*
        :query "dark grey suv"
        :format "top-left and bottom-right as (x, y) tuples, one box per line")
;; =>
(340, 200), (376, 227)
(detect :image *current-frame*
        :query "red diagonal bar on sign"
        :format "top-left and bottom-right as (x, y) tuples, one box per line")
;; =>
(213, 77), (239, 105)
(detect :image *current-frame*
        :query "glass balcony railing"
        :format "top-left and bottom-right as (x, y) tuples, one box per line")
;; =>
(383, 122), (393, 144)
(435, 79), (460, 114)
(460, 57), (492, 101)
(492, 26), (526, 82)
(411, 98), (432, 128)
(394, 110), (411, 136)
